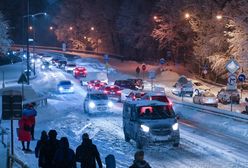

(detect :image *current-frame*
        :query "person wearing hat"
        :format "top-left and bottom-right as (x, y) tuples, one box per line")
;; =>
(76, 133), (103, 168)
(129, 151), (151, 168)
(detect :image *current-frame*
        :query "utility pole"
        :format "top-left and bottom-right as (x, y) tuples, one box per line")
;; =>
(26, 0), (30, 85)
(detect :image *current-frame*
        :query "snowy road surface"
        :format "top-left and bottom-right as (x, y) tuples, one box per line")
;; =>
(1, 54), (248, 168)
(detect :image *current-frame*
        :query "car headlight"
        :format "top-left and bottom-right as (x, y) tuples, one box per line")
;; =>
(70, 86), (74, 91)
(41, 65), (45, 69)
(59, 86), (63, 91)
(172, 123), (179, 131)
(49, 65), (52, 68)
(141, 124), (149, 132)
(89, 101), (96, 109)
(108, 101), (113, 108)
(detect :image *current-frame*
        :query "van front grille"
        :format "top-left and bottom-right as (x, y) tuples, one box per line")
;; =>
(151, 128), (171, 136)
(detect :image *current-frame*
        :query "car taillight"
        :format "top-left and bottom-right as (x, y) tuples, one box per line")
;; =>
(133, 96), (136, 100)
(117, 90), (121, 94)
(104, 90), (108, 94)
(84, 70), (87, 73)
(95, 87), (99, 90)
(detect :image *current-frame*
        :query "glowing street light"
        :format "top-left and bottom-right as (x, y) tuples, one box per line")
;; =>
(69, 26), (73, 31)
(49, 26), (53, 30)
(216, 15), (223, 20)
(29, 26), (33, 30)
(153, 15), (158, 20)
(185, 13), (190, 19)
(91, 27), (95, 31)
(84, 36), (87, 39)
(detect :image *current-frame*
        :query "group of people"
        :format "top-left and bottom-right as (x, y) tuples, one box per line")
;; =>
(34, 129), (151, 168)
(35, 130), (103, 168)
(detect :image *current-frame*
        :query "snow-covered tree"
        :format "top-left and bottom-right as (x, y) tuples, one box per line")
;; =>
(0, 12), (11, 55)
(224, 0), (248, 73)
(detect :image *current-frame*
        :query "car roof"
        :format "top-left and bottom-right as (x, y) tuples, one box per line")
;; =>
(126, 100), (167, 107)
(87, 90), (106, 95)
(144, 91), (166, 96)
(59, 80), (72, 84)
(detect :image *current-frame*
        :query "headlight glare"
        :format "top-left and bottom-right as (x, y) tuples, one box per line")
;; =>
(108, 101), (113, 107)
(89, 101), (96, 109)
(172, 123), (179, 131)
(141, 124), (149, 132)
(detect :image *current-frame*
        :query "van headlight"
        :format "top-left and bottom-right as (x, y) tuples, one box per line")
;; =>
(59, 86), (63, 91)
(89, 101), (96, 109)
(41, 65), (45, 69)
(49, 65), (52, 69)
(108, 101), (113, 108)
(172, 123), (179, 131)
(141, 124), (150, 132)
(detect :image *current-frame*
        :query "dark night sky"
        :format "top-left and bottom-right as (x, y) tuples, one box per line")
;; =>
(0, 0), (59, 45)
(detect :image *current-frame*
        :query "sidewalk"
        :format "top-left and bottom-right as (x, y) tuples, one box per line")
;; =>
(0, 142), (7, 168)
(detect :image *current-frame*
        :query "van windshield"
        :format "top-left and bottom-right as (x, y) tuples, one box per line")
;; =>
(90, 94), (108, 100)
(137, 105), (175, 119)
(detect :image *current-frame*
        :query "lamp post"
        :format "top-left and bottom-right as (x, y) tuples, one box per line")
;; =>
(23, 11), (47, 84)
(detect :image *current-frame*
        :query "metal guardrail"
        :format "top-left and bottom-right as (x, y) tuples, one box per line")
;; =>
(12, 44), (125, 60)
(174, 101), (248, 123)
(23, 95), (48, 107)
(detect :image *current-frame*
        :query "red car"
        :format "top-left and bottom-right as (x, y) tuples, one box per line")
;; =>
(87, 80), (101, 90)
(93, 82), (107, 90)
(103, 85), (121, 101)
(73, 67), (87, 78)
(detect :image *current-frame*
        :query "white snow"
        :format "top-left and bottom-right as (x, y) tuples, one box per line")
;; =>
(0, 53), (248, 167)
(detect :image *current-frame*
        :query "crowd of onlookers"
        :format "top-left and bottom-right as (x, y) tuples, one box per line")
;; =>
(17, 103), (151, 168)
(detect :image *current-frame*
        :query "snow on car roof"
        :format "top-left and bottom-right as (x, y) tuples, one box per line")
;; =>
(127, 100), (167, 107)
(87, 90), (105, 94)
(144, 91), (166, 96)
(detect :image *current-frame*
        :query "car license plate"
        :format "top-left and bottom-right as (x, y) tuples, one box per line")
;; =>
(155, 136), (169, 141)
(111, 92), (115, 94)
(98, 107), (107, 111)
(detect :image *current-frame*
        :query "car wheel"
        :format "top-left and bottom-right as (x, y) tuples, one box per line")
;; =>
(84, 103), (88, 113)
(173, 142), (179, 147)
(190, 94), (193, 97)
(124, 131), (130, 142)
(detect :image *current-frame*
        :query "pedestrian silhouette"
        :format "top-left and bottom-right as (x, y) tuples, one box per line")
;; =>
(35, 130), (48, 167)
(129, 151), (151, 168)
(53, 137), (76, 168)
(18, 115), (32, 152)
(105, 154), (116, 168)
(76, 133), (103, 168)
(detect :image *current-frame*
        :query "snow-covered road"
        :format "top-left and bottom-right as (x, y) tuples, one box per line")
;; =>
(2, 54), (248, 168)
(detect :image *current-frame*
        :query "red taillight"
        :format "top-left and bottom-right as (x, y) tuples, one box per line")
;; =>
(84, 70), (87, 73)
(168, 100), (173, 106)
(104, 90), (108, 94)
(133, 96), (136, 100)
(95, 87), (99, 90)
(117, 90), (121, 94)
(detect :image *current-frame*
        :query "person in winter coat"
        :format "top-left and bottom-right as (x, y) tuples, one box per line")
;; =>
(18, 115), (32, 151)
(129, 151), (151, 168)
(35, 130), (48, 168)
(28, 104), (37, 140)
(76, 133), (103, 168)
(41, 129), (60, 168)
(53, 137), (76, 168)
(136, 66), (140, 77)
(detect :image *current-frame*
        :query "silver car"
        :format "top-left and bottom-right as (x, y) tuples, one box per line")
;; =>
(193, 91), (218, 107)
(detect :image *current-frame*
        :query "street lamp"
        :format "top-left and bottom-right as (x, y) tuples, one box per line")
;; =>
(49, 26), (53, 30)
(91, 27), (95, 31)
(216, 14), (223, 20)
(23, 11), (47, 84)
(69, 26), (73, 31)
(185, 13), (190, 19)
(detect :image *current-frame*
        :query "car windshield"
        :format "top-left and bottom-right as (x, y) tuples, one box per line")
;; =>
(138, 105), (175, 119)
(90, 94), (108, 100)
(194, 82), (203, 86)
(60, 81), (72, 85)
(203, 92), (215, 97)
(67, 64), (76, 67)
(151, 96), (169, 103)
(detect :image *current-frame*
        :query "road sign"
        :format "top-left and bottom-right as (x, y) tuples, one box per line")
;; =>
(148, 70), (156, 79)
(227, 74), (237, 90)
(238, 73), (246, 82)
(160, 58), (165, 65)
(2, 91), (22, 120)
(17, 73), (28, 84)
(203, 69), (207, 75)
(104, 54), (109, 63)
(142, 64), (146, 71)
(226, 59), (240, 74)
